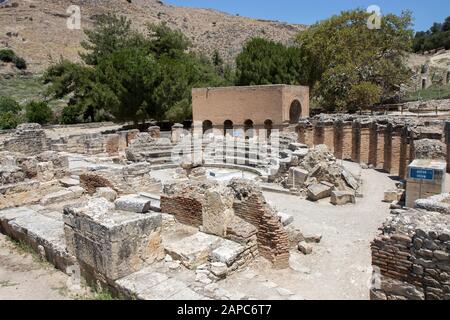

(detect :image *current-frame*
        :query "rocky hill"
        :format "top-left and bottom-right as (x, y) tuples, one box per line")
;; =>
(0, 0), (307, 73)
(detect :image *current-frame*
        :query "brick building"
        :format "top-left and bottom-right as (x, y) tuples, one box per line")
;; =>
(192, 85), (309, 135)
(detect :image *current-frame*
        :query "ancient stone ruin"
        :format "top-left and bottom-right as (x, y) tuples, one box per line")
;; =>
(0, 115), (450, 300)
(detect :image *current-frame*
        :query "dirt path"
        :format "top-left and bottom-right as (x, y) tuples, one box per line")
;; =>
(219, 162), (397, 300)
(0, 234), (90, 300)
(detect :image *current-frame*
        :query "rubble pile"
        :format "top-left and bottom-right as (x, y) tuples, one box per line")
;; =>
(272, 144), (360, 204)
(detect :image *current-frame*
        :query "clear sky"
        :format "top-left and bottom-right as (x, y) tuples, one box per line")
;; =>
(164, 0), (449, 32)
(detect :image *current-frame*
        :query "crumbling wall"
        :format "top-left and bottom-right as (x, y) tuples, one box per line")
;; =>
(161, 179), (290, 269)
(371, 203), (450, 300)
(228, 179), (290, 269)
(2, 123), (49, 155)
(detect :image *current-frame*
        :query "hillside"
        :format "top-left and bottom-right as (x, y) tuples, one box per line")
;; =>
(0, 0), (307, 73)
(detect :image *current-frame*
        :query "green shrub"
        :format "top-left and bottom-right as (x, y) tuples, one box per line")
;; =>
(0, 96), (21, 113)
(13, 56), (27, 70)
(0, 49), (16, 63)
(25, 101), (53, 124)
(0, 111), (22, 130)
(61, 105), (82, 124)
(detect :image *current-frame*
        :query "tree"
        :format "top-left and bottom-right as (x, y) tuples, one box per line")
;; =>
(296, 9), (413, 110)
(146, 23), (191, 59)
(0, 96), (22, 129)
(0, 96), (21, 114)
(413, 16), (450, 52)
(95, 47), (159, 124)
(235, 38), (306, 86)
(44, 15), (229, 124)
(80, 14), (144, 66)
(25, 101), (53, 124)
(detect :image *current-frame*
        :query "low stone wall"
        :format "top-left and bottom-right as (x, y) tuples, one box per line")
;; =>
(371, 203), (450, 300)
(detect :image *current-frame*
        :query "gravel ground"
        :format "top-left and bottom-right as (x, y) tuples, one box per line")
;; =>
(219, 161), (398, 300)
(0, 234), (90, 300)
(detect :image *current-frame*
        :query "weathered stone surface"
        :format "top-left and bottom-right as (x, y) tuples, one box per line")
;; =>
(307, 183), (332, 201)
(164, 232), (223, 269)
(342, 169), (359, 190)
(95, 187), (117, 202)
(40, 186), (84, 205)
(115, 195), (152, 213)
(211, 239), (245, 266)
(64, 198), (164, 281)
(59, 177), (80, 188)
(298, 241), (313, 255)
(384, 189), (401, 203)
(330, 190), (356, 205)
(277, 212), (293, 226)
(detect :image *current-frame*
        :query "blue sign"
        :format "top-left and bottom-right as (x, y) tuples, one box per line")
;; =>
(410, 167), (434, 181)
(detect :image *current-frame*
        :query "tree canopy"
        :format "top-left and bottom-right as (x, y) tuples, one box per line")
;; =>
(235, 38), (306, 86)
(413, 17), (450, 52)
(296, 9), (413, 111)
(44, 14), (230, 124)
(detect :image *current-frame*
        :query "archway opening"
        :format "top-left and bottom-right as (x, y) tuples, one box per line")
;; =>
(224, 120), (233, 136)
(202, 120), (213, 134)
(289, 100), (302, 124)
(244, 119), (254, 139)
(264, 119), (273, 138)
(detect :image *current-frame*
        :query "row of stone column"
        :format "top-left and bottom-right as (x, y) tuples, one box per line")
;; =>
(297, 121), (412, 178)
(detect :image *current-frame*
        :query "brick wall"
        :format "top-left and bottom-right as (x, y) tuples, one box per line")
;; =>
(160, 196), (204, 227)
(233, 194), (290, 269)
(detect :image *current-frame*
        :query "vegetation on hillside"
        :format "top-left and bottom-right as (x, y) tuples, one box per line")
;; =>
(236, 9), (414, 113)
(413, 17), (450, 52)
(0, 49), (27, 70)
(43, 14), (231, 124)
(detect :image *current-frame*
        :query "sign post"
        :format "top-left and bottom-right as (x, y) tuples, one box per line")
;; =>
(409, 167), (435, 202)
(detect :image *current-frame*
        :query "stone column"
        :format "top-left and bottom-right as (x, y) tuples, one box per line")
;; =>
(359, 121), (371, 165)
(352, 121), (361, 163)
(171, 123), (185, 144)
(389, 126), (404, 176)
(334, 121), (343, 160)
(376, 124), (387, 170)
(323, 121), (335, 153)
(383, 124), (393, 173)
(342, 121), (353, 160)
(313, 122), (325, 146)
(148, 126), (161, 139)
(369, 122), (378, 167)
(445, 122), (450, 173)
(399, 129), (411, 179)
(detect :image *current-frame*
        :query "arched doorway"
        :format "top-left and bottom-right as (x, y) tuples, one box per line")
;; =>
(244, 119), (254, 139)
(264, 119), (273, 138)
(224, 120), (233, 136)
(202, 120), (213, 134)
(289, 100), (302, 124)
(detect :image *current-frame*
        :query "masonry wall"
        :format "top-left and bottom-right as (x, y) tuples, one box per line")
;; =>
(160, 196), (204, 227)
(371, 208), (450, 300)
(233, 194), (290, 269)
(192, 85), (309, 128)
(297, 119), (448, 179)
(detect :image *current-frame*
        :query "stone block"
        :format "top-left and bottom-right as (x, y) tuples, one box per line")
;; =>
(114, 195), (152, 213)
(277, 212), (293, 226)
(307, 183), (332, 201)
(298, 241), (313, 255)
(95, 187), (117, 202)
(40, 187), (84, 205)
(211, 239), (245, 266)
(330, 190), (356, 205)
(63, 198), (163, 281)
